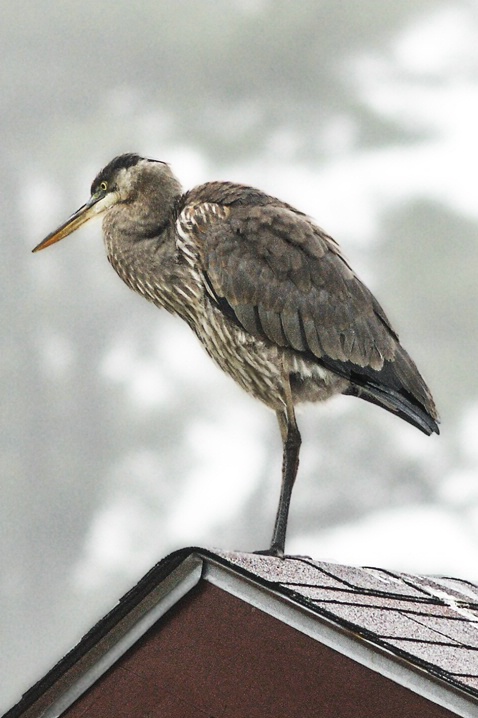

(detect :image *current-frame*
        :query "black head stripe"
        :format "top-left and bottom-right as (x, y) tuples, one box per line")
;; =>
(90, 153), (143, 194)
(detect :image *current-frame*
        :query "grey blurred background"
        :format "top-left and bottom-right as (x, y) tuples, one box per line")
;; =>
(1, 0), (478, 710)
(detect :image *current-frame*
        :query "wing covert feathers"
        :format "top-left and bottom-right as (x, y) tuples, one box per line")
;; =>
(177, 186), (439, 435)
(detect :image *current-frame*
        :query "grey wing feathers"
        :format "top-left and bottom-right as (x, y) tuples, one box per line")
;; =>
(201, 203), (396, 370)
(192, 201), (439, 434)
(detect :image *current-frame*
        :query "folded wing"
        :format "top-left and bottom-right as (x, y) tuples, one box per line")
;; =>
(181, 192), (439, 435)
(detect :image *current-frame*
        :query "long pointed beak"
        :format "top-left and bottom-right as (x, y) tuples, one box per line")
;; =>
(32, 193), (105, 253)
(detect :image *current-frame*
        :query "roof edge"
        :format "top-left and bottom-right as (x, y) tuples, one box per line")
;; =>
(3, 547), (478, 718)
(3, 548), (204, 718)
(202, 554), (478, 718)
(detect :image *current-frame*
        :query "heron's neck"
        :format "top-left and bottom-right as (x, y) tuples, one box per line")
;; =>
(102, 210), (203, 324)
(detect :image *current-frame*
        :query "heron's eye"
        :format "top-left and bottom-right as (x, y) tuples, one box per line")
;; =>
(99, 181), (108, 192)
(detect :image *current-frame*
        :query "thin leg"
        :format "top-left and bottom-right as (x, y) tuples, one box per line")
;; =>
(268, 405), (302, 556)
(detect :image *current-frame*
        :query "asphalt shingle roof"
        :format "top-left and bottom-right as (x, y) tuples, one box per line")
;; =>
(4, 547), (478, 717)
(214, 550), (478, 696)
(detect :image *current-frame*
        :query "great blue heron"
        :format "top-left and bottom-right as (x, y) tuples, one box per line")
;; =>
(33, 153), (439, 555)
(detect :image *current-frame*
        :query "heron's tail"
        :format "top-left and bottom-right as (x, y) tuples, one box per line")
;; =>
(344, 381), (439, 435)
(330, 347), (439, 436)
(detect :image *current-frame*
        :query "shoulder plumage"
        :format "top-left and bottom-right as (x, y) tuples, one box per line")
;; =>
(178, 181), (306, 213)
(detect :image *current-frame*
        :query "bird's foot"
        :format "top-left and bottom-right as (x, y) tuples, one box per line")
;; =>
(253, 544), (285, 559)
(253, 547), (314, 561)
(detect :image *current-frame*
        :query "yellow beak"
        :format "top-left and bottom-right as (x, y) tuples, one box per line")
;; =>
(32, 193), (104, 253)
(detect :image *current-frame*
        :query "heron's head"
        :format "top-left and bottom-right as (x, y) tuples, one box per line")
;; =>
(32, 154), (180, 252)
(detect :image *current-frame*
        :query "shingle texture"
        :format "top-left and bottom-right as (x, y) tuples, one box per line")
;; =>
(214, 550), (478, 696)
(4, 547), (478, 717)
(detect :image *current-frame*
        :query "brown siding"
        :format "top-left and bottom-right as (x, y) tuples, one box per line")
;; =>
(64, 582), (458, 718)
